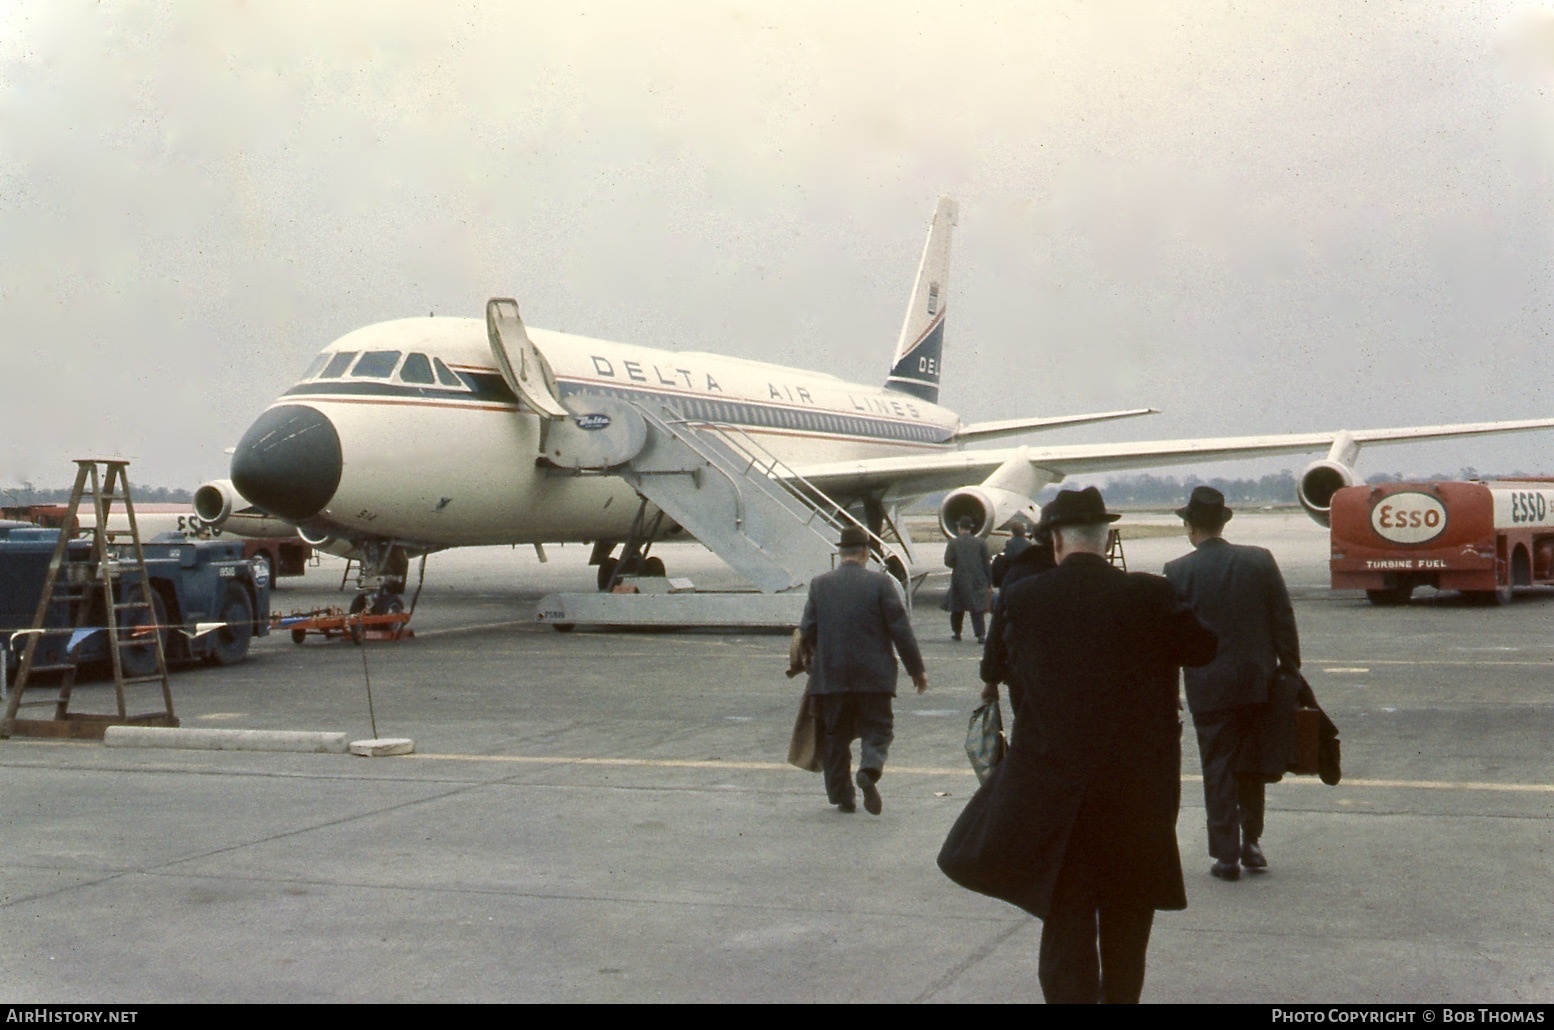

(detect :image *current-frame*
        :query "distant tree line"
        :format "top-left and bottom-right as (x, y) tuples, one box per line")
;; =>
(2, 483), (193, 505)
(1046, 468), (1515, 507)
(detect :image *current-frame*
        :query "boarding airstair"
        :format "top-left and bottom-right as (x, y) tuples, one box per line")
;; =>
(622, 400), (903, 593)
(532, 398), (912, 630)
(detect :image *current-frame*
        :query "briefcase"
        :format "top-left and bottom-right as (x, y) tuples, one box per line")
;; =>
(1290, 705), (1320, 776)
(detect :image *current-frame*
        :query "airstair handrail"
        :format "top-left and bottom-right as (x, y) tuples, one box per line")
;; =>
(679, 416), (912, 581)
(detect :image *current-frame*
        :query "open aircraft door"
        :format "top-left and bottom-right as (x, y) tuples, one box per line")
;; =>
(486, 298), (570, 420)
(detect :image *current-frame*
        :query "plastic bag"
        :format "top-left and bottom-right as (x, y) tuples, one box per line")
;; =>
(965, 698), (1006, 784)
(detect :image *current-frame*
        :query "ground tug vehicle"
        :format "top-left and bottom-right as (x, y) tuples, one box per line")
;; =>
(1329, 479), (1554, 605)
(0, 526), (271, 676)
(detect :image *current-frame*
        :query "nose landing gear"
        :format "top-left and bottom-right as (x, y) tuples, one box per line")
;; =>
(346, 541), (414, 639)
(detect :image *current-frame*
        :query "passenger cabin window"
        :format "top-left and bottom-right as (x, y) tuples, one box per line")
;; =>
(432, 357), (466, 389)
(350, 350), (402, 379)
(319, 352), (357, 378)
(399, 353), (435, 385)
(301, 354), (329, 380)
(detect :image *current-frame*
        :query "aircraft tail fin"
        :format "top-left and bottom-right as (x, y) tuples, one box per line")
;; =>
(884, 196), (958, 404)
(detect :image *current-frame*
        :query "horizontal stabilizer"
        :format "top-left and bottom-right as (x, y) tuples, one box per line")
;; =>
(953, 408), (1158, 445)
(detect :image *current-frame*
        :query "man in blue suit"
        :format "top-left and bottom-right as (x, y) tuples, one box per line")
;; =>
(800, 525), (928, 815)
(1164, 486), (1301, 881)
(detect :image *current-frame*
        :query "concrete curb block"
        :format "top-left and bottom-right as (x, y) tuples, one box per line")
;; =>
(103, 726), (351, 754)
(349, 737), (415, 757)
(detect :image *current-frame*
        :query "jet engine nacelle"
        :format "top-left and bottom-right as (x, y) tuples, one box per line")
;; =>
(938, 486), (1040, 539)
(296, 522), (360, 559)
(193, 479), (300, 539)
(1296, 459), (1356, 527)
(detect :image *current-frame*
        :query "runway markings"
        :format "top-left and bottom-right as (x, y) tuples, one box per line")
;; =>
(405, 752), (1554, 793)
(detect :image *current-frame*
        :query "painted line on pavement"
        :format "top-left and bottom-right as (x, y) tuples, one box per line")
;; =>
(404, 752), (1554, 793)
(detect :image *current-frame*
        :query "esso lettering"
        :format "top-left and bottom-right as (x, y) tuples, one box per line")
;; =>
(1377, 506), (1439, 529)
(1509, 491), (1549, 524)
(1370, 492), (1448, 544)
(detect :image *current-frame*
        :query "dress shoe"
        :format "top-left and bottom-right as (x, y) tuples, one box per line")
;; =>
(856, 770), (883, 815)
(1241, 842), (1268, 870)
(835, 798), (857, 814)
(1210, 859), (1241, 881)
(952, 633), (962, 642)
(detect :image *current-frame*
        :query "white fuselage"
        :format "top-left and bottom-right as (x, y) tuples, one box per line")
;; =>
(268, 318), (959, 547)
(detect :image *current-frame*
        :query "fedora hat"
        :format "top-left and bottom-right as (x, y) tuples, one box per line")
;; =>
(1175, 485), (1233, 526)
(1036, 486), (1121, 529)
(838, 525), (870, 549)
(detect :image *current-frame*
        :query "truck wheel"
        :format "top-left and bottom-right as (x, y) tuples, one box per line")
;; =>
(207, 585), (254, 666)
(119, 586), (168, 679)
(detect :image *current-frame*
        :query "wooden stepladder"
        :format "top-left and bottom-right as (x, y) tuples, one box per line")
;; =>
(0, 460), (178, 740)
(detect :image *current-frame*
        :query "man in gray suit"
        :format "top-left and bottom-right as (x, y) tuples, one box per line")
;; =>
(1164, 487), (1301, 881)
(800, 525), (929, 814)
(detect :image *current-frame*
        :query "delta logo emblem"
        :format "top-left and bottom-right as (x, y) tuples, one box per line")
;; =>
(574, 414), (611, 431)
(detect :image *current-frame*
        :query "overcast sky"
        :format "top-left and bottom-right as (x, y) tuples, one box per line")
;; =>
(4, 0), (1554, 493)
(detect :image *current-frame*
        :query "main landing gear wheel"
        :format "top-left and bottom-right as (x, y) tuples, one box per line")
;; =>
(641, 556), (666, 578)
(596, 556), (619, 592)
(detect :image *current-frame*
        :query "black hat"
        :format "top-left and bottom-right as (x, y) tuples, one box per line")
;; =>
(1037, 486), (1121, 529)
(1175, 486), (1233, 526)
(838, 525), (869, 549)
(956, 516), (976, 532)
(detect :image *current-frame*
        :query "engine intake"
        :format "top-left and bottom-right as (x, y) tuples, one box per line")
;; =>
(938, 486), (1039, 539)
(1297, 459), (1356, 527)
(193, 479), (238, 527)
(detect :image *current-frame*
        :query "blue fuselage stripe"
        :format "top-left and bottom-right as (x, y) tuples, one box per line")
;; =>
(283, 373), (956, 446)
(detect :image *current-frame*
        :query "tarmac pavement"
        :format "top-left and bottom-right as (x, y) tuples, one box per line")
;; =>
(2, 512), (1551, 1003)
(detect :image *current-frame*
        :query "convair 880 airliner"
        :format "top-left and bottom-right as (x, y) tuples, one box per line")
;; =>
(197, 197), (1554, 606)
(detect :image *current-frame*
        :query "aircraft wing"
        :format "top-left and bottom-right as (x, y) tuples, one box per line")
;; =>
(788, 418), (1554, 501)
(951, 407), (1157, 444)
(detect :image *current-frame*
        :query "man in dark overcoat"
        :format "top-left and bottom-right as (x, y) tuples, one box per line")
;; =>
(800, 525), (928, 815)
(1164, 486), (1301, 881)
(990, 521), (1035, 588)
(979, 525), (1055, 704)
(949, 487), (1216, 1003)
(942, 516), (992, 642)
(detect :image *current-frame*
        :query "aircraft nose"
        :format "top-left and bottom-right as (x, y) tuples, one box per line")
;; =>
(230, 404), (343, 522)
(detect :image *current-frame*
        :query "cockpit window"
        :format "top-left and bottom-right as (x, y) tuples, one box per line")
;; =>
(399, 353), (435, 385)
(301, 354), (329, 380)
(350, 350), (402, 379)
(319, 352), (357, 379)
(432, 358), (466, 389)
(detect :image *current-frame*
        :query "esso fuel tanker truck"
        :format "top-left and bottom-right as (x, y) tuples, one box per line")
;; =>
(1329, 479), (1554, 605)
